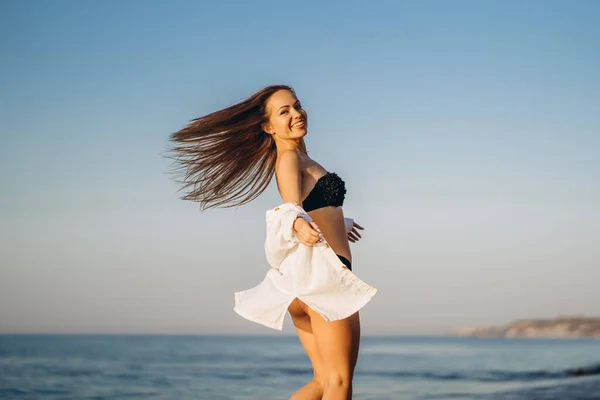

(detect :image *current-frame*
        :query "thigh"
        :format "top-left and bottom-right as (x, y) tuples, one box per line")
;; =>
(288, 299), (324, 380)
(306, 307), (361, 376)
(348, 311), (361, 373)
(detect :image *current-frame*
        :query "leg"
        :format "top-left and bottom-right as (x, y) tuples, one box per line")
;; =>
(304, 305), (361, 400)
(288, 298), (324, 400)
(349, 311), (361, 375)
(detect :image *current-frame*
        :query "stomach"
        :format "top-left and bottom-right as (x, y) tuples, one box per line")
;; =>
(307, 206), (351, 263)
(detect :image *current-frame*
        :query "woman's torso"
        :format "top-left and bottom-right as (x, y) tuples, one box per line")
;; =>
(276, 153), (352, 264)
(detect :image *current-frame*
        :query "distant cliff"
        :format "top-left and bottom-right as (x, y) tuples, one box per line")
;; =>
(455, 316), (600, 338)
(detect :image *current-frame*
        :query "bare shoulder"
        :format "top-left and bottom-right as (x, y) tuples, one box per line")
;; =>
(276, 150), (303, 172)
(275, 150), (305, 204)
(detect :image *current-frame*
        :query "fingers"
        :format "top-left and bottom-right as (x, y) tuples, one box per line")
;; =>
(348, 224), (363, 244)
(298, 221), (366, 247)
(307, 221), (321, 244)
(298, 221), (321, 247)
(309, 221), (321, 233)
(300, 235), (321, 247)
(307, 224), (320, 240)
(301, 239), (317, 247)
(353, 222), (364, 230)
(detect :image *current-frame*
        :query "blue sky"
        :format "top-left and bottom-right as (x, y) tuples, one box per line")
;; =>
(1, 0), (598, 335)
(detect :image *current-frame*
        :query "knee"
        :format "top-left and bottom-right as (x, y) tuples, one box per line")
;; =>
(324, 371), (352, 390)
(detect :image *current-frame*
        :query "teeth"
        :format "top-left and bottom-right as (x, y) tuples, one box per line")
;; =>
(292, 121), (305, 128)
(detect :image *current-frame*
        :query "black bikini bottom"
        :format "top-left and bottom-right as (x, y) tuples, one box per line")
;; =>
(336, 254), (352, 271)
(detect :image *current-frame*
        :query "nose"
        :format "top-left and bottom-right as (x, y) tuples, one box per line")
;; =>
(290, 107), (302, 118)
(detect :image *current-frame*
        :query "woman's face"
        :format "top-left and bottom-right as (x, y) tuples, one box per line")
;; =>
(263, 89), (308, 140)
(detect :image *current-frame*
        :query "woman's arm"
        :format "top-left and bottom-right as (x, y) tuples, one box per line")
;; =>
(276, 150), (303, 204)
(276, 151), (321, 247)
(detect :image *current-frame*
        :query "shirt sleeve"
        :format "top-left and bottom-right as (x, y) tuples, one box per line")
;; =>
(264, 203), (311, 269)
(344, 217), (354, 234)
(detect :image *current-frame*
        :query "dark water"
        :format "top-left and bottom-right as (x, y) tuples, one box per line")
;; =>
(1, 334), (599, 399)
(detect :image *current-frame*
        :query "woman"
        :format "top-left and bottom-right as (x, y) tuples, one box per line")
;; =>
(169, 85), (377, 400)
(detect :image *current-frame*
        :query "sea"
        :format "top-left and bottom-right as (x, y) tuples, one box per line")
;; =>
(0, 334), (599, 400)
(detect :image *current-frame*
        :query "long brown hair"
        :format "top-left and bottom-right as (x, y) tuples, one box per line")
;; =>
(166, 84), (294, 210)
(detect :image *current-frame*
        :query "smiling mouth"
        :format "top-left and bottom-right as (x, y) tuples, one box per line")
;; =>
(291, 120), (306, 129)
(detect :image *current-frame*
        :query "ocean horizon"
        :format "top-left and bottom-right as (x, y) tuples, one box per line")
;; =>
(1, 333), (599, 399)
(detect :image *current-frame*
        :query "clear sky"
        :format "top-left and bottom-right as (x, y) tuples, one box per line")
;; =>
(1, 0), (598, 335)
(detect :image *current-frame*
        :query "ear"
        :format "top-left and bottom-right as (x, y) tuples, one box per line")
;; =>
(262, 122), (275, 135)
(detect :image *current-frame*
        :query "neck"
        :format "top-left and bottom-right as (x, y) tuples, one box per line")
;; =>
(276, 139), (308, 155)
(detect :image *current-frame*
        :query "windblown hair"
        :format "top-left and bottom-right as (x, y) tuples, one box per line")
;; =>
(166, 84), (294, 210)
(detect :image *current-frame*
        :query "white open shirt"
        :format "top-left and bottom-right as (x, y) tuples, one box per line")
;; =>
(233, 202), (378, 330)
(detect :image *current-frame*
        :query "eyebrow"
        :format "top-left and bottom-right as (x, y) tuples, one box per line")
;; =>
(278, 101), (300, 111)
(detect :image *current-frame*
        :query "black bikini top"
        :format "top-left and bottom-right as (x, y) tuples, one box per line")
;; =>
(302, 172), (346, 212)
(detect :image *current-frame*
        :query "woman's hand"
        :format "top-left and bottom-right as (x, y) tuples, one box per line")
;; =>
(293, 217), (322, 247)
(348, 221), (364, 243)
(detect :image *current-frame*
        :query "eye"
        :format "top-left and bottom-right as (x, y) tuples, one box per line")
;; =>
(280, 110), (288, 115)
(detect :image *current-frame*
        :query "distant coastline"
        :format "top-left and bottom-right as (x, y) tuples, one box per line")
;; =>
(454, 316), (600, 338)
